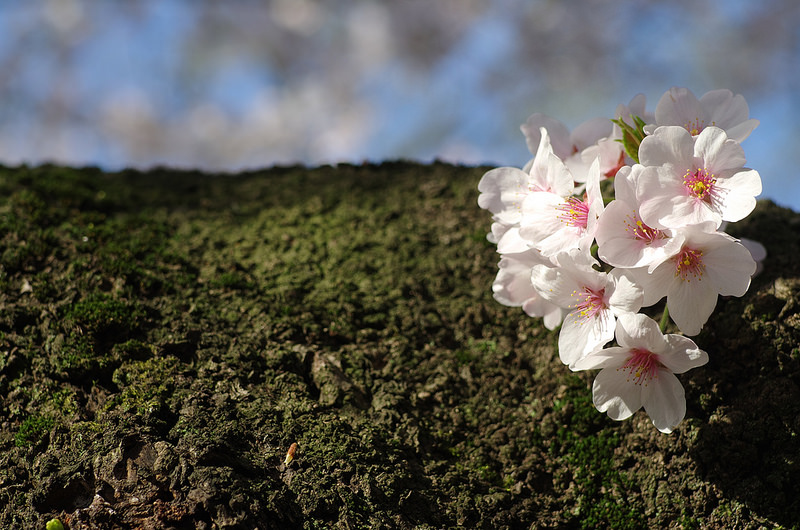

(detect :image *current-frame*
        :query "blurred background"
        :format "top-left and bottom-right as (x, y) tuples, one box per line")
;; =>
(0, 0), (798, 208)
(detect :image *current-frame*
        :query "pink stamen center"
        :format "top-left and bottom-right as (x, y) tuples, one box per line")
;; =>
(556, 197), (590, 230)
(570, 286), (607, 321)
(620, 348), (662, 385)
(623, 210), (664, 245)
(683, 118), (716, 136)
(673, 247), (705, 281)
(684, 118), (706, 136)
(683, 167), (717, 202)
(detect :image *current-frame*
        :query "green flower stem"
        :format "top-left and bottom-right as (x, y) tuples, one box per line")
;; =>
(659, 305), (670, 333)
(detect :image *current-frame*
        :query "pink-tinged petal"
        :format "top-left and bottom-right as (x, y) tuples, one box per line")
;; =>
(538, 304), (567, 331)
(595, 200), (641, 266)
(660, 198), (721, 230)
(592, 367), (642, 421)
(613, 165), (640, 206)
(614, 313), (667, 351)
(694, 127), (746, 171)
(530, 262), (579, 307)
(519, 192), (578, 254)
(654, 87), (703, 130)
(607, 271), (643, 314)
(477, 166), (531, 223)
(615, 93), (653, 128)
(584, 158), (605, 239)
(626, 93), (649, 120)
(741, 237), (766, 262)
(528, 129), (576, 196)
(659, 334), (708, 374)
(715, 169), (761, 222)
(522, 296), (564, 325)
(641, 370), (686, 433)
(719, 168), (762, 196)
(667, 280), (718, 336)
(581, 136), (625, 178)
(521, 158), (534, 173)
(496, 226), (532, 254)
(638, 126), (695, 168)
(626, 265), (671, 307)
(637, 165), (720, 230)
(571, 117), (613, 150)
(597, 194), (683, 270)
(703, 240), (756, 297)
(536, 152), (576, 196)
(534, 229), (582, 258)
(700, 89), (748, 124)
(558, 309), (615, 366)
(639, 168), (722, 229)
(492, 255), (539, 307)
(521, 114), (571, 159)
(572, 346), (628, 371)
(487, 221), (510, 245)
(556, 246), (601, 272)
(555, 249), (607, 294)
(723, 118), (760, 144)
(564, 155), (594, 184)
(700, 89), (758, 142)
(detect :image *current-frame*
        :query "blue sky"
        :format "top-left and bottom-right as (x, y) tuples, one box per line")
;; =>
(0, 1), (797, 209)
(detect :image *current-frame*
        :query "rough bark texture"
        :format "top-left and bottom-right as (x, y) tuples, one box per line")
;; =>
(0, 162), (798, 529)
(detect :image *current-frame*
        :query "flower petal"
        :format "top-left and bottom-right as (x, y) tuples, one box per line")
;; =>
(521, 114), (571, 159)
(557, 309), (614, 366)
(641, 370), (686, 433)
(703, 239), (756, 297)
(572, 346), (628, 371)
(492, 253), (540, 307)
(667, 280), (718, 336)
(477, 166), (531, 224)
(694, 126), (746, 171)
(607, 271), (644, 314)
(530, 262), (577, 307)
(715, 169), (761, 223)
(614, 313), (667, 351)
(659, 335), (709, 374)
(626, 265), (671, 307)
(638, 126), (694, 168)
(496, 226), (533, 254)
(654, 87), (703, 131)
(592, 367), (642, 421)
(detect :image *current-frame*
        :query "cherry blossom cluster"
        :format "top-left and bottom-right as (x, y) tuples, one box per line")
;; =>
(478, 87), (765, 433)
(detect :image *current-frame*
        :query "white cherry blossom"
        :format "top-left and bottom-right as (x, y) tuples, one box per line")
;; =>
(492, 249), (566, 330)
(531, 249), (643, 367)
(627, 226), (756, 335)
(521, 114), (614, 182)
(636, 125), (762, 230)
(478, 128), (574, 242)
(519, 158), (604, 258)
(650, 86), (759, 143)
(572, 312), (708, 433)
(595, 165), (685, 270)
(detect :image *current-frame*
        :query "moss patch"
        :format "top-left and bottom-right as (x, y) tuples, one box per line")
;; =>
(0, 162), (798, 528)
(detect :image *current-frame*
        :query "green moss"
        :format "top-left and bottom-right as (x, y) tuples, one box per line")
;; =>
(63, 292), (146, 337)
(15, 415), (54, 448)
(110, 356), (182, 417)
(549, 378), (642, 529)
(0, 164), (797, 528)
